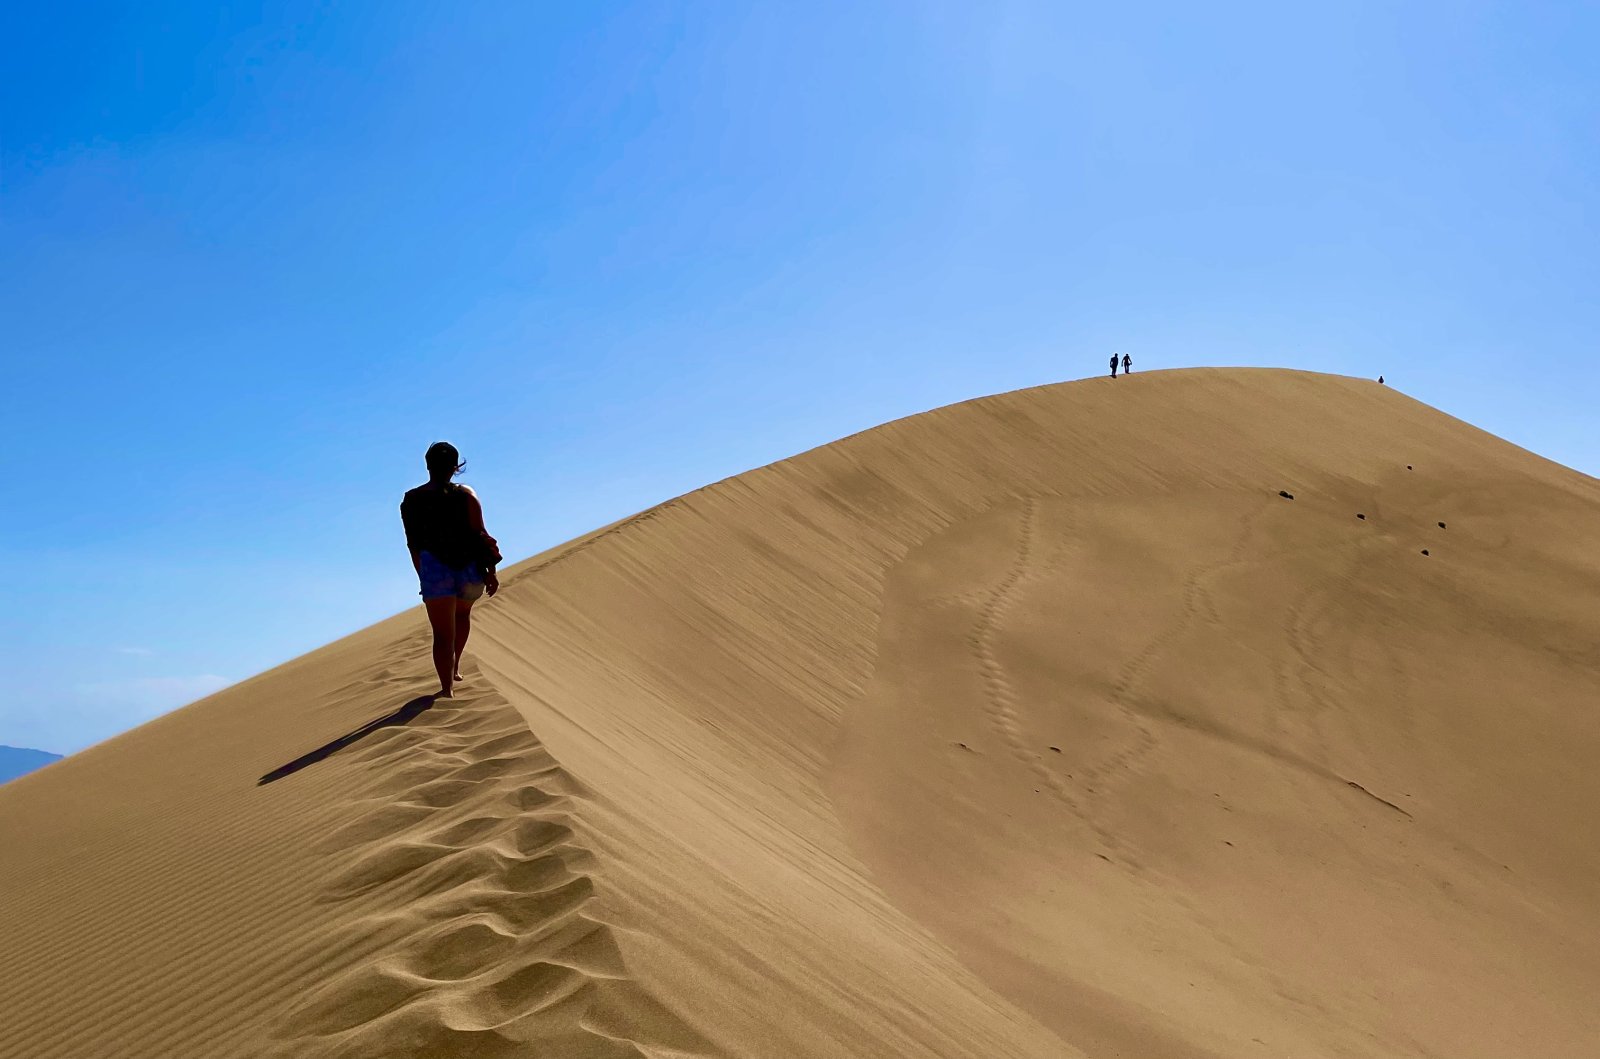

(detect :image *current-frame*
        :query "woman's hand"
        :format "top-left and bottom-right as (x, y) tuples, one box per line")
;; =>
(484, 570), (500, 597)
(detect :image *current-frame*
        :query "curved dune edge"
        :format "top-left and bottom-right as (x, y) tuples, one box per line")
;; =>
(472, 368), (1600, 1058)
(261, 658), (713, 1058)
(3, 368), (1599, 1058)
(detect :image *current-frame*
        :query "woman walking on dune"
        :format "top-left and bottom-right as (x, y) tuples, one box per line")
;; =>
(401, 442), (502, 698)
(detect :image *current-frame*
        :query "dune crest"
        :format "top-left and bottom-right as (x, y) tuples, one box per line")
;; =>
(264, 659), (709, 1058)
(4, 369), (1599, 1058)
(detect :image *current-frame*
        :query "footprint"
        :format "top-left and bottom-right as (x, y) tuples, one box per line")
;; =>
(449, 756), (531, 784)
(314, 804), (436, 854)
(285, 962), (429, 1036)
(402, 778), (479, 809)
(433, 712), (510, 739)
(428, 814), (511, 848)
(473, 731), (544, 757)
(509, 818), (574, 858)
(487, 877), (595, 933)
(550, 922), (627, 979)
(345, 728), (438, 764)
(509, 784), (563, 812)
(327, 841), (458, 898)
(330, 1005), (531, 1059)
(583, 979), (719, 1054)
(501, 852), (579, 894)
(412, 875), (593, 939)
(406, 919), (519, 981)
(474, 961), (589, 1026)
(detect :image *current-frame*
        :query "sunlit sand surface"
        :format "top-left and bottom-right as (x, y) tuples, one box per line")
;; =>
(4, 369), (1597, 1058)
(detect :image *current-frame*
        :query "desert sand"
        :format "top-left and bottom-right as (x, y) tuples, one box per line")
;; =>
(2, 367), (1598, 1058)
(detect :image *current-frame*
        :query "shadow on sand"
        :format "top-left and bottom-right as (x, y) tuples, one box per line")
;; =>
(258, 695), (437, 786)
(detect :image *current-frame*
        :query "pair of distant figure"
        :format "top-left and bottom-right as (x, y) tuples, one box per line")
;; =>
(1110, 353), (1132, 378)
(400, 443), (502, 698)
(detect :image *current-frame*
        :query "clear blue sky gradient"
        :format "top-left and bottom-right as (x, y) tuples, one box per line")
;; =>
(4, 3), (1597, 754)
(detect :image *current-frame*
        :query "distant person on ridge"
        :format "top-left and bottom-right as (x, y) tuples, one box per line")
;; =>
(401, 442), (502, 698)
(1122, 353), (1132, 375)
(1379, 375), (1385, 384)
(1110, 353), (1119, 378)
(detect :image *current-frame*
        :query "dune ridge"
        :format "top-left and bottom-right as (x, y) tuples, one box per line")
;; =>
(3, 368), (1599, 1058)
(264, 638), (709, 1058)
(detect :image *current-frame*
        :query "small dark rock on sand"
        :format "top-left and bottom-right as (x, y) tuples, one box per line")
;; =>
(1438, 521), (1446, 529)
(1357, 513), (1366, 520)
(1421, 549), (1430, 556)
(1279, 490), (1294, 499)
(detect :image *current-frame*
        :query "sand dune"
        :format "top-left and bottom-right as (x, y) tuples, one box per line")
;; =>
(3, 368), (1598, 1058)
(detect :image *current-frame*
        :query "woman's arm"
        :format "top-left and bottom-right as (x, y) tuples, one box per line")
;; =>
(462, 487), (501, 596)
(401, 497), (423, 575)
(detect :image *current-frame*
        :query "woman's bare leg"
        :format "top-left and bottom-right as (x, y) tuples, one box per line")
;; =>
(453, 598), (474, 681)
(424, 597), (458, 697)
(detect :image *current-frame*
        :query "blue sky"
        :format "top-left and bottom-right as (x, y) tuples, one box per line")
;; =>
(3, 2), (1596, 755)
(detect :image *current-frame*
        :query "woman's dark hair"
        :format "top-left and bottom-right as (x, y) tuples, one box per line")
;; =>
(425, 441), (465, 478)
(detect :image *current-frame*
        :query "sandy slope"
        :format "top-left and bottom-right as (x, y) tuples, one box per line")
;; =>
(3, 368), (1598, 1058)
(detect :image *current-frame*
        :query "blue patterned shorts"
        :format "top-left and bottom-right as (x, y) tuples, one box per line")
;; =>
(417, 551), (485, 601)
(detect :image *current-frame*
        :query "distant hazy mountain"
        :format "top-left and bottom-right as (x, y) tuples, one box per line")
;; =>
(0, 746), (62, 785)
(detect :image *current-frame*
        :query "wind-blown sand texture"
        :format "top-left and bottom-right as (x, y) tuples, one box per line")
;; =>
(3, 368), (1598, 1058)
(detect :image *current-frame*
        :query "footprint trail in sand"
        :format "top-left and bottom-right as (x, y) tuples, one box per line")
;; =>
(266, 671), (711, 1059)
